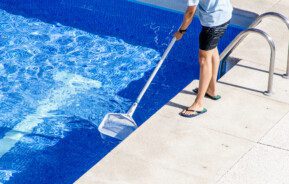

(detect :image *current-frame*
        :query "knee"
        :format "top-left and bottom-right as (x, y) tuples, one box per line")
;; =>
(198, 50), (212, 67)
(198, 55), (209, 67)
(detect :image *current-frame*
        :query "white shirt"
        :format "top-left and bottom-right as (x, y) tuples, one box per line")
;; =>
(187, 0), (233, 27)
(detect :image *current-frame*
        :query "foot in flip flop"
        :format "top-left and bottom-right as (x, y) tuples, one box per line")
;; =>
(179, 106), (207, 118)
(193, 88), (221, 100)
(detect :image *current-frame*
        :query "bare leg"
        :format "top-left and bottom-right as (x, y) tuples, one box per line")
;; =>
(182, 49), (213, 115)
(207, 47), (220, 96)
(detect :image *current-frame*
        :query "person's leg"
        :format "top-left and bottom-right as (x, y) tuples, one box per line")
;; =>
(180, 21), (229, 116)
(182, 49), (213, 115)
(207, 47), (220, 96)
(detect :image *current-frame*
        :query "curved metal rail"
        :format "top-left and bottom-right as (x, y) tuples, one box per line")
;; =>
(220, 28), (276, 95)
(250, 12), (289, 78)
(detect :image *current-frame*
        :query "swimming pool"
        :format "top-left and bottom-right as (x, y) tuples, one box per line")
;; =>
(0, 0), (243, 183)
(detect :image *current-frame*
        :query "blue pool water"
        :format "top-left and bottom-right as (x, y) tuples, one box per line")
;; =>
(0, 0), (243, 183)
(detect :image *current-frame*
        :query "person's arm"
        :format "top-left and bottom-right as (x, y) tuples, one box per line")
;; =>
(174, 6), (197, 40)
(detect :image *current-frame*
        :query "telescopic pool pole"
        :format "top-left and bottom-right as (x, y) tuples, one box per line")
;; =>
(127, 37), (177, 118)
(99, 37), (177, 140)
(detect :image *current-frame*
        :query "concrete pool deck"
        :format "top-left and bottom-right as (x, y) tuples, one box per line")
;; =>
(76, 0), (289, 183)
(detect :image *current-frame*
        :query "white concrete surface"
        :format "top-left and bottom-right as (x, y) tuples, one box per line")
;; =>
(76, 0), (289, 183)
(220, 60), (289, 104)
(230, 20), (289, 72)
(78, 116), (254, 184)
(260, 112), (289, 151)
(231, 0), (280, 14)
(217, 144), (289, 184)
(157, 80), (289, 142)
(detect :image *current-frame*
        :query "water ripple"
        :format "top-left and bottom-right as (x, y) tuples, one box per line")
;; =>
(0, 9), (160, 181)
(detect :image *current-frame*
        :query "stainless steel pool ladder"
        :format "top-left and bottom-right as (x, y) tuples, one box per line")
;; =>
(250, 12), (289, 78)
(220, 12), (289, 96)
(220, 28), (275, 95)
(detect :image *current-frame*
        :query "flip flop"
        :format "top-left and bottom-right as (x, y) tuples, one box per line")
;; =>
(193, 88), (221, 100)
(179, 108), (207, 118)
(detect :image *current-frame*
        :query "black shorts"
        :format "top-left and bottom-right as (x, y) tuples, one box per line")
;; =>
(199, 21), (230, 51)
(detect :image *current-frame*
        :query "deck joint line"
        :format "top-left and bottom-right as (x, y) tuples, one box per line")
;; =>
(257, 142), (289, 152)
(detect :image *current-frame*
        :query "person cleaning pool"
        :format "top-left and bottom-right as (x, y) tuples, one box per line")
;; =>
(175, 0), (233, 118)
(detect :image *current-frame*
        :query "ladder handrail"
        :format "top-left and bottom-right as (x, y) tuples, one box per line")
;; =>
(249, 12), (289, 78)
(220, 28), (276, 95)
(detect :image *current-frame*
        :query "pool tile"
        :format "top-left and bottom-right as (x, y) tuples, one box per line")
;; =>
(217, 144), (289, 184)
(231, 0), (279, 14)
(76, 150), (196, 184)
(77, 115), (253, 184)
(220, 60), (289, 104)
(157, 79), (289, 142)
(260, 112), (289, 150)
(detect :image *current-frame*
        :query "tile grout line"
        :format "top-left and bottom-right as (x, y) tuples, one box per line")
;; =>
(218, 81), (289, 107)
(156, 84), (289, 145)
(215, 3), (288, 180)
(264, 0), (283, 12)
(152, 107), (289, 183)
(215, 137), (289, 184)
(215, 143), (256, 183)
(159, 93), (289, 147)
(270, 0), (284, 10)
(201, 126), (256, 143)
(153, 112), (255, 143)
(159, 112), (258, 143)
(257, 142), (289, 152)
(232, 57), (288, 73)
(118, 149), (201, 177)
(256, 110), (289, 143)
(212, 82), (289, 183)
(254, 110), (289, 152)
